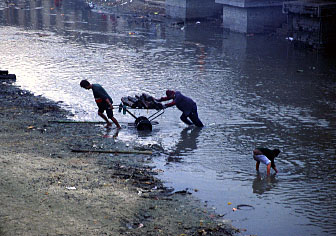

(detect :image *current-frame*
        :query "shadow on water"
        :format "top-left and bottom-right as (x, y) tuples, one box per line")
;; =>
(167, 126), (202, 162)
(252, 173), (278, 195)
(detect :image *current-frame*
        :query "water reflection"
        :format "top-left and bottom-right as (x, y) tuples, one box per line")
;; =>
(252, 173), (278, 195)
(103, 126), (120, 139)
(167, 126), (202, 162)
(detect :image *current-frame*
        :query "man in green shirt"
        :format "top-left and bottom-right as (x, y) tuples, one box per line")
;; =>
(80, 80), (121, 129)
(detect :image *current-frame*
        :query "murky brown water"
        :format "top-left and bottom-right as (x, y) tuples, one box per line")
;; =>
(1, 0), (336, 235)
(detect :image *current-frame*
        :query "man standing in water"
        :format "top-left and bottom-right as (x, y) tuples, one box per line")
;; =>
(80, 80), (121, 129)
(157, 90), (204, 127)
(253, 148), (280, 175)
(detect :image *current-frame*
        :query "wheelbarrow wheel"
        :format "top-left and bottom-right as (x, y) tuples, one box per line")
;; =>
(135, 116), (152, 131)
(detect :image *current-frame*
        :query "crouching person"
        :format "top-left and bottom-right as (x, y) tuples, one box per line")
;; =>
(253, 148), (280, 175)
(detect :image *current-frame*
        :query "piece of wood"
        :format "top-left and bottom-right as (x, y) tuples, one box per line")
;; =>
(49, 120), (105, 124)
(0, 74), (16, 80)
(71, 149), (152, 155)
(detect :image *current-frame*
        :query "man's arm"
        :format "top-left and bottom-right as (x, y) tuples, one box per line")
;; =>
(272, 165), (278, 173)
(157, 96), (171, 102)
(105, 98), (114, 109)
(164, 101), (176, 108)
(270, 159), (278, 173)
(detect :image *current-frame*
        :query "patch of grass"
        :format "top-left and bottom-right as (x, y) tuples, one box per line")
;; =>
(0, 225), (4, 236)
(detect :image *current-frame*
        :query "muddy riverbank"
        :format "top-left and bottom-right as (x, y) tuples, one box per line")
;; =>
(0, 79), (239, 235)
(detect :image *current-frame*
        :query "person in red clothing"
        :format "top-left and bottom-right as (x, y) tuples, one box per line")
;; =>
(157, 90), (203, 127)
(253, 148), (280, 175)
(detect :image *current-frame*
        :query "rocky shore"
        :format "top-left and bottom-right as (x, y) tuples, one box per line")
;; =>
(0, 78), (238, 235)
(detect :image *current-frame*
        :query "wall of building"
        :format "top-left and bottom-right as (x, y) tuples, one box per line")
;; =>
(222, 4), (285, 33)
(166, 0), (221, 20)
(216, 0), (284, 7)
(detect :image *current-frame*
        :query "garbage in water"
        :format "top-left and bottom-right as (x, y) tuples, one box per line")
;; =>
(236, 204), (255, 210)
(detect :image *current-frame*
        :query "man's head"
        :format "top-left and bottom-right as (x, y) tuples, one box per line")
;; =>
(80, 80), (91, 89)
(273, 149), (281, 157)
(166, 90), (175, 99)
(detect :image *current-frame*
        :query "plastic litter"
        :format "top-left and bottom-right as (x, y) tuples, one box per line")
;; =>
(66, 186), (76, 190)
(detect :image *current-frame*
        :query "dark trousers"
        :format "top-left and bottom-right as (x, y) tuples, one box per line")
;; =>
(180, 106), (203, 127)
(98, 102), (114, 119)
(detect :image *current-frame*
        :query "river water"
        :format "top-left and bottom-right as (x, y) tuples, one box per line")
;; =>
(1, 0), (336, 235)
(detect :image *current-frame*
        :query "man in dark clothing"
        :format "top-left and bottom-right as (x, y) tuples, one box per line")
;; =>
(80, 80), (121, 129)
(253, 148), (280, 175)
(157, 90), (203, 127)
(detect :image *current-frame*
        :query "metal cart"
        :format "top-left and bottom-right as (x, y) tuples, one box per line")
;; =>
(118, 103), (165, 131)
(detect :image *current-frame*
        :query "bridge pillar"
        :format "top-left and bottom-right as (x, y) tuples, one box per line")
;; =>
(166, 0), (222, 20)
(215, 0), (286, 34)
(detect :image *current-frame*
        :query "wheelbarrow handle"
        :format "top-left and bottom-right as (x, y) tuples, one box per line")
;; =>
(149, 109), (165, 121)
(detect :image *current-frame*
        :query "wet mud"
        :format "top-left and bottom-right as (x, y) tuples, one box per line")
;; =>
(0, 80), (238, 235)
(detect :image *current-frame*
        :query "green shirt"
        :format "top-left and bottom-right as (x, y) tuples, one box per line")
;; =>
(92, 84), (113, 103)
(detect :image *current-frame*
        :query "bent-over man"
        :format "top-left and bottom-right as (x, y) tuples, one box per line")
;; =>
(157, 90), (203, 127)
(80, 80), (121, 129)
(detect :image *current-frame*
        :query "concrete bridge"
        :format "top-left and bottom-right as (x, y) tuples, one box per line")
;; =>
(166, 0), (336, 48)
(166, 0), (286, 34)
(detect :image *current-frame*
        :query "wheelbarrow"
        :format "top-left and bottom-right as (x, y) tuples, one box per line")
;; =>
(118, 103), (164, 131)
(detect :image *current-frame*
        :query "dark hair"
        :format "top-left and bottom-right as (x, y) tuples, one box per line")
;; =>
(80, 80), (90, 88)
(273, 149), (281, 156)
(166, 90), (175, 98)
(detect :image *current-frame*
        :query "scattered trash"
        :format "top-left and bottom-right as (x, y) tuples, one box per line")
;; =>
(286, 37), (294, 41)
(232, 204), (255, 212)
(66, 186), (76, 190)
(27, 126), (35, 129)
(227, 202), (232, 205)
(196, 21), (200, 24)
(297, 69), (304, 73)
(138, 223), (144, 228)
(173, 189), (192, 195)
(126, 222), (143, 229)
(87, 2), (94, 9)
(236, 204), (255, 210)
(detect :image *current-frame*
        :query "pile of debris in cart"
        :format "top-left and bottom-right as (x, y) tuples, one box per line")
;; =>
(121, 93), (163, 110)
